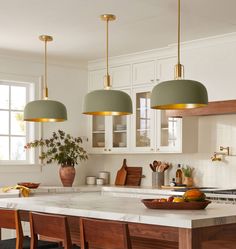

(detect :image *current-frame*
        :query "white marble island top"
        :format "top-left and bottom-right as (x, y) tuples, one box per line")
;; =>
(0, 192), (235, 229)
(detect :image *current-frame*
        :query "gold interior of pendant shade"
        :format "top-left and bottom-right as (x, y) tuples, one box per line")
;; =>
(83, 14), (133, 116)
(153, 103), (206, 110)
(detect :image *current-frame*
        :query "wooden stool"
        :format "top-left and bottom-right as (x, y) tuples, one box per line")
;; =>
(80, 218), (132, 249)
(0, 209), (58, 249)
(29, 212), (80, 249)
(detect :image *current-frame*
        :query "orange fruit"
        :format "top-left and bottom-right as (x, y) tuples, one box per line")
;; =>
(183, 189), (206, 202)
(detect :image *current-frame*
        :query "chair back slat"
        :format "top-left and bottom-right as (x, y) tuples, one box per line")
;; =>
(80, 218), (132, 249)
(0, 209), (23, 249)
(30, 212), (72, 249)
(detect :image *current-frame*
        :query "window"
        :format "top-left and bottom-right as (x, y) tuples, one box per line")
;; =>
(0, 79), (38, 165)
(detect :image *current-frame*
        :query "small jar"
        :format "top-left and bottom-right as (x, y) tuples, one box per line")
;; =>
(96, 178), (104, 186)
(86, 176), (96, 185)
(98, 171), (110, 185)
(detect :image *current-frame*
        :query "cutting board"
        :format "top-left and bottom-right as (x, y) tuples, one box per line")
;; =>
(115, 159), (127, 186)
(125, 167), (143, 186)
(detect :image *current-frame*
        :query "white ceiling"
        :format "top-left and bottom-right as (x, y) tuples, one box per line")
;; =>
(1, 0), (236, 62)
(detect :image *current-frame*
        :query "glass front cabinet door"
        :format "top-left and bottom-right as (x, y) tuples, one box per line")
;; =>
(88, 90), (131, 153)
(132, 87), (155, 152)
(89, 116), (106, 153)
(156, 110), (182, 153)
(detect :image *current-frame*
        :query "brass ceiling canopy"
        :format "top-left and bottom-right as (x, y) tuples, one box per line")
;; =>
(83, 14), (132, 116)
(150, 0), (208, 110)
(24, 35), (67, 122)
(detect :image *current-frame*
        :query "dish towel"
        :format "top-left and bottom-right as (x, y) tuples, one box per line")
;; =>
(2, 185), (30, 197)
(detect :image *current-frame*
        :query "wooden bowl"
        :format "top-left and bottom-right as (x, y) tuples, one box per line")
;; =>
(141, 199), (211, 210)
(17, 182), (40, 189)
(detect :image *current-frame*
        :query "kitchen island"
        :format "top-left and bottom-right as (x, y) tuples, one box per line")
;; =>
(0, 192), (235, 248)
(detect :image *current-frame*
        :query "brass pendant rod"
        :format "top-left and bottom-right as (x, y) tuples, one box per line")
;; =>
(174, 0), (183, 80)
(106, 19), (109, 77)
(44, 39), (48, 99)
(177, 0), (181, 65)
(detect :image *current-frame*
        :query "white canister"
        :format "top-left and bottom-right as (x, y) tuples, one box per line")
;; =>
(86, 176), (96, 185)
(98, 171), (110, 185)
(96, 178), (104, 185)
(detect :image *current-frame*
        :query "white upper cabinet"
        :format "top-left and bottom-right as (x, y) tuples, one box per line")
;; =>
(110, 65), (131, 88)
(89, 65), (131, 91)
(88, 69), (105, 91)
(159, 57), (177, 82)
(132, 60), (156, 85)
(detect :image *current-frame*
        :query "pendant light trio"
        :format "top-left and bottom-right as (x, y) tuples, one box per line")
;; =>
(24, 0), (208, 123)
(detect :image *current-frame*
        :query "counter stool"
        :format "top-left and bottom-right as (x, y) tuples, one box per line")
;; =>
(0, 208), (58, 249)
(29, 212), (80, 249)
(80, 218), (132, 249)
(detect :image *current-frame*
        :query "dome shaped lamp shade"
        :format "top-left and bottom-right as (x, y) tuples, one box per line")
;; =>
(83, 14), (132, 116)
(83, 89), (132, 115)
(24, 99), (67, 122)
(151, 79), (208, 109)
(24, 35), (67, 122)
(151, 0), (208, 110)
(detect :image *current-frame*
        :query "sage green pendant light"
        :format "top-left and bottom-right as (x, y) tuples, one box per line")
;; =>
(83, 14), (132, 116)
(24, 35), (67, 122)
(151, 0), (208, 110)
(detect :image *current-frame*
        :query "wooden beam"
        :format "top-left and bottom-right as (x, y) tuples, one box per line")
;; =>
(166, 99), (236, 117)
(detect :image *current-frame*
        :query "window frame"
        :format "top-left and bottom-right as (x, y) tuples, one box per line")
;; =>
(0, 73), (42, 166)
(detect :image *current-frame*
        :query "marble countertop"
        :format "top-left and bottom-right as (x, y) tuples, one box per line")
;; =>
(0, 191), (235, 229)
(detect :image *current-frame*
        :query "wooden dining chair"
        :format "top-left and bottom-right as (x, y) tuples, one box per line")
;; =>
(0, 208), (58, 249)
(29, 212), (80, 249)
(80, 218), (132, 249)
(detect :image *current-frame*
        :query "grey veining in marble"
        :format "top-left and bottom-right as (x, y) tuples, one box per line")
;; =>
(0, 192), (235, 229)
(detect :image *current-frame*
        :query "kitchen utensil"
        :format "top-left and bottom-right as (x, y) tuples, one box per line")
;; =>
(125, 167), (143, 186)
(153, 160), (161, 171)
(115, 159), (127, 186)
(149, 164), (155, 172)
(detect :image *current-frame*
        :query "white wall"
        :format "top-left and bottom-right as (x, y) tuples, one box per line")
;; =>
(86, 33), (236, 188)
(0, 55), (88, 187)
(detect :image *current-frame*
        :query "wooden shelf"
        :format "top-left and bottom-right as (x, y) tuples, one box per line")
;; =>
(166, 99), (236, 117)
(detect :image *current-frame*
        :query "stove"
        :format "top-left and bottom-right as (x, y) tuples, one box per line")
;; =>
(205, 189), (236, 195)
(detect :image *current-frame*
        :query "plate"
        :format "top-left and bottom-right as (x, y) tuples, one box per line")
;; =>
(141, 199), (211, 210)
(17, 182), (40, 189)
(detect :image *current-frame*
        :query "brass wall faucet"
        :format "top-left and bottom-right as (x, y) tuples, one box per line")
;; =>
(211, 146), (230, 162)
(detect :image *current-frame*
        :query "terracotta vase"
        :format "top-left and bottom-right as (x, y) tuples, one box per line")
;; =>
(183, 177), (193, 187)
(59, 165), (76, 187)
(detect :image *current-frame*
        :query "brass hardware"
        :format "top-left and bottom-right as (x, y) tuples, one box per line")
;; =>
(39, 35), (53, 99)
(220, 146), (230, 156)
(211, 146), (230, 161)
(100, 14), (116, 22)
(174, 0), (184, 80)
(211, 153), (222, 162)
(101, 14), (116, 88)
(104, 75), (111, 89)
(104, 149), (107, 151)
(108, 149), (111, 151)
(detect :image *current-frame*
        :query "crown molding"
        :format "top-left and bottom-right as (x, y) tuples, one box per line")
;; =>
(88, 32), (236, 71)
(0, 50), (88, 70)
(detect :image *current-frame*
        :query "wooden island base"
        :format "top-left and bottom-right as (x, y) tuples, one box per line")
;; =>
(33, 213), (236, 249)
